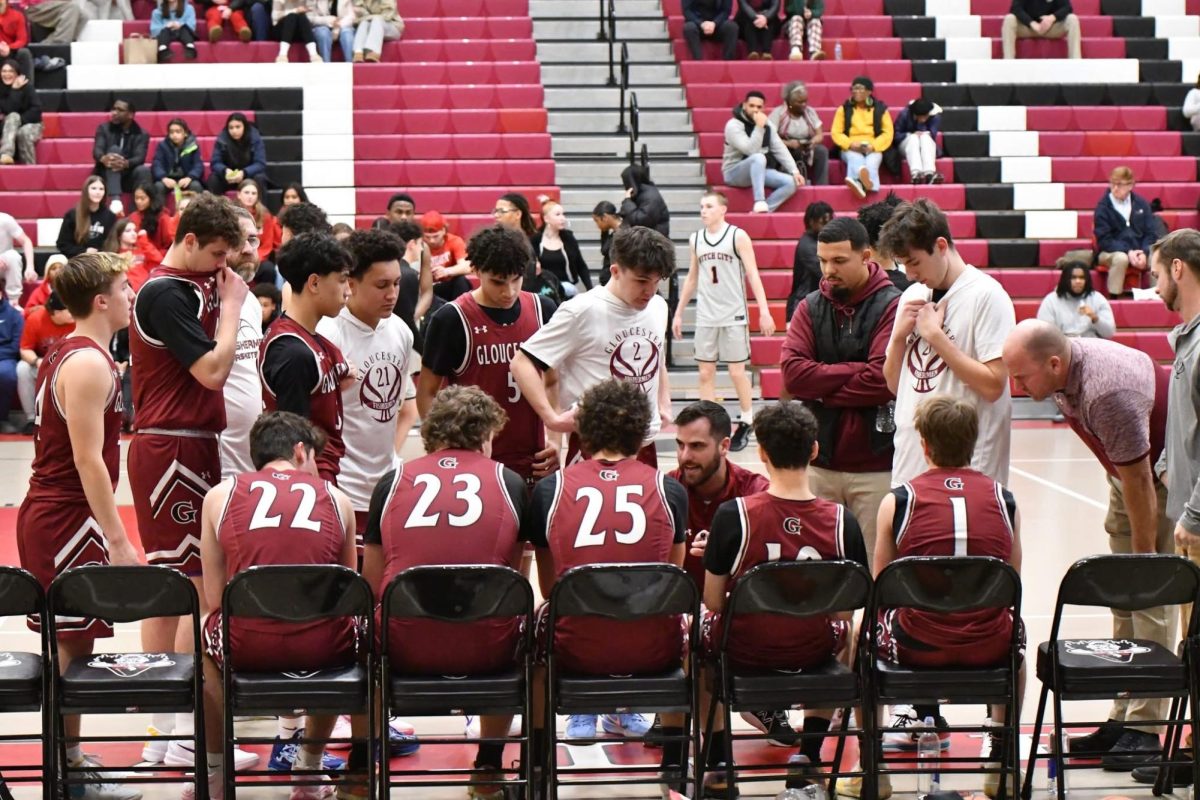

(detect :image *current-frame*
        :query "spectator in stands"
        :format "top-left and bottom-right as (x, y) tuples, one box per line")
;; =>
(350, 0), (399, 62)
(786, 200), (832, 321)
(271, 0), (321, 61)
(1037, 258), (1115, 339)
(0, 0), (62, 85)
(1002, 0), (1081, 59)
(769, 80), (829, 186)
(57, 176), (116, 259)
(784, 0), (823, 60)
(16, 290), (73, 431)
(203, 0), (253, 41)
(736, 0), (780, 60)
(17, 0), (90, 44)
(129, 183), (172, 252)
(280, 181), (309, 207)
(0, 210), (31, 306)
(894, 98), (943, 185)
(107, 218), (163, 291)
(0, 59), (40, 164)
(0, 284), (19, 430)
(310, 0), (353, 62)
(1183, 73), (1200, 132)
(1095, 166), (1157, 298)
(237, 178), (280, 262)
(151, 117), (203, 195)
(493, 192), (537, 239)
(162, 188), (196, 243)
(254, 282), (280, 330)
(206, 112), (267, 194)
(23, 254), (64, 315)
(858, 192), (911, 291)
(372, 191), (414, 229)
(593, 200), (620, 286)
(619, 163), (670, 236)
(831, 76), (893, 201)
(533, 197), (591, 297)
(151, 0), (197, 60)
(682, 0), (737, 61)
(92, 98), (151, 215)
(724, 89), (803, 214)
(420, 210), (472, 301)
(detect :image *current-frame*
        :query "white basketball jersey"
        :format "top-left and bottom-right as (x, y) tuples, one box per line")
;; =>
(691, 223), (748, 328)
(219, 293), (264, 479)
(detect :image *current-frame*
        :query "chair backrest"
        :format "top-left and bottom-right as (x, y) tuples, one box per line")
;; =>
(223, 565), (372, 623)
(49, 565), (197, 623)
(0, 567), (43, 620)
(550, 563), (698, 621)
(1056, 554), (1200, 613)
(727, 560), (872, 619)
(872, 556), (1021, 615)
(383, 565), (532, 623)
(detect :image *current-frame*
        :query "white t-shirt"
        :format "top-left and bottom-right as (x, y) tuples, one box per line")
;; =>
(521, 285), (668, 440)
(317, 307), (416, 511)
(0, 213), (25, 305)
(219, 293), (264, 479)
(890, 264), (1015, 487)
(690, 223), (748, 328)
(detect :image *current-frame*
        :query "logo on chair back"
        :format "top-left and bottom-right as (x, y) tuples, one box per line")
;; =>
(0, 652), (21, 668)
(281, 671), (323, 679)
(1063, 639), (1152, 664)
(88, 653), (176, 677)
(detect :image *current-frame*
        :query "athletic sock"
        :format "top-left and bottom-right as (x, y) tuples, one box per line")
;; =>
(740, 408), (753, 424)
(174, 713), (195, 737)
(705, 729), (729, 769)
(305, 41), (319, 57)
(476, 742), (505, 770)
(657, 727), (685, 769)
(800, 715), (830, 763)
(277, 41), (289, 56)
(206, 753), (223, 775)
(278, 716), (303, 739)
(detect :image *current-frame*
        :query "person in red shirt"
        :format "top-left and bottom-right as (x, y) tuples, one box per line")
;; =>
(129, 183), (173, 254)
(16, 289), (73, 432)
(420, 210), (471, 301)
(23, 254), (66, 316)
(107, 218), (164, 292)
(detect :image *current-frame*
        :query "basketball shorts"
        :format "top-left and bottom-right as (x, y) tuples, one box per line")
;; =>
(17, 498), (114, 640)
(532, 601), (688, 675)
(564, 433), (658, 469)
(699, 610), (848, 668)
(377, 610), (522, 676)
(129, 431), (220, 576)
(875, 608), (1026, 668)
(202, 611), (356, 673)
(693, 324), (750, 364)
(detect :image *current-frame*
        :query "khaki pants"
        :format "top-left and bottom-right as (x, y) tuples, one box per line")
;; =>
(1099, 251), (1144, 296)
(1001, 13), (1081, 59)
(1105, 474), (1177, 733)
(808, 466), (892, 568)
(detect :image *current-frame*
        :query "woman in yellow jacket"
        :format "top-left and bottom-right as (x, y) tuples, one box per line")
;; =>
(830, 76), (894, 200)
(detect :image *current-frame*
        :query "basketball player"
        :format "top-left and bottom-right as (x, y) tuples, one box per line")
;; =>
(879, 198), (1015, 487)
(527, 379), (688, 745)
(672, 190), (776, 452)
(511, 226), (676, 467)
(17, 253), (142, 800)
(260, 233), (354, 482)
(699, 401), (868, 798)
(196, 412), (358, 800)
(418, 224), (558, 485)
(276, 202), (332, 312)
(218, 207), (265, 478)
(362, 385), (530, 798)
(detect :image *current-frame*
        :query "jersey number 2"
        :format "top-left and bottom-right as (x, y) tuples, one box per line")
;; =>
(573, 485), (646, 548)
(247, 481), (323, 532)
(405, 474), (484, 528)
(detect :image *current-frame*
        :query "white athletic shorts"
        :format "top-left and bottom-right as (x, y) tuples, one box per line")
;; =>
(693, 324), (750, 364)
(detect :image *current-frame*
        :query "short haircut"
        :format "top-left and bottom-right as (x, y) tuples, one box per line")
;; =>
(387, 192), (415, 210)
(1055, 258), (1094, 297)
(249, 411), (327, 470)
(278, 202), (331, 237)
(1022, 321), (1070, 363)
(745, 90), (765, 103)
(673, 400), (731, 441)
(593, 200), (618, 217)
(388, 220), (422, 245)
(702, 189), (729, 208)
(1110, 166), (1134, 183)
(331, 222), (354, 238)
(276, 232), (352, 292)
(344, 228), (403, 280)
(913, 395), (978, 469)
(113, 97), (135, 114)
(856, 192), (904, 247)
(804, 200), (834, 230)
(817, 216), (870, 250)
(420, 384), (508, 453)
(753, 401), (819, 469)
(231, 205), (253, 223)
(53, 252), (127, 318)
(610, 225), (676, 280)
(173, 192), (242, 248)
(878, 197), (955, 258)
(576, 379), (651, 458)
(252, 282), (281, 306)
(1152, 228), (1200, 281)
(467, 224), (533, 279)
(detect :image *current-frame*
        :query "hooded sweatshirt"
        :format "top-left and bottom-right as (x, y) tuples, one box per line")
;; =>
(723, 103), (799, 176)
(780, 261), (900, 472)
(152, 132), (204, 183)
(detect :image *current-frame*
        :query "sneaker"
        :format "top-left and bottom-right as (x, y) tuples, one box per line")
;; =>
(275, 54), (288, 62)
(388, 722), (420, 757)
(352, 51), (364, 62)
(464, 715), (521, 739)
(67, 765), (142, 800)
(810, 49), (825, 60)
(309, 53), (324, 63)
(1100, 728), (1161, 771)
(184, 44), (197, 59)
(601, 713), (652, 738)
(658, 759), (693, 798)
(858, 167), (874, 193)
(0, 154), (12, 165)
(157, 46), (172, 62)
(981, 720), (1019, 798)
(363, 49), (380, 62)
(751, 200), (769, 213)
(289, 783), (336, 800)
(644, 714), (665, 748)
(164, 740), (260, 771)
(565, 715), (597, 740)
(789, 46), (802, 60)
(702, 763), (739, 799)
(836, 769), (891, 799)
(729, 421), (752, 453)
(739, 710), (799, 747)
(180, 769), (222, 800)
(208, 25), (222, 42)
(238, 26), (252, 41)
(931, 171), (945, 184)
(1068, 719), (1124, 754)
(1132, 753), (1195, 786)
(784, 753), (819, 790)
(911, 171), (927, 184)
(36, 55), (66, 71)
(881, 706), (950, 751)
(267, 732), (347, 771)
(844, 177), (866, 199)
(140, 725), (168, 765)
(109, 199), (123, 216)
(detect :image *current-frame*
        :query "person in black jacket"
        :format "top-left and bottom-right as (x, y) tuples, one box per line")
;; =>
(786, 200), (831, 321)
(92, 98), (151, 214)
(682, 0), (737, 60)
(736, 0), (780, 60)
(206, 112), (269, 194)
(57, 175), (117, 258)
(1094, 165), (1157, 297)
(151, 117), (204, 193)
(531, 197), (591, 297)
(618, 164), (670, 238)
(0, 58), (40, 164)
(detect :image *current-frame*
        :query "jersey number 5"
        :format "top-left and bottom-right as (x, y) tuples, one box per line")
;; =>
(574, 485), (646, 548)
(248, 481), (323, 532)
(404, 473), (484, 528)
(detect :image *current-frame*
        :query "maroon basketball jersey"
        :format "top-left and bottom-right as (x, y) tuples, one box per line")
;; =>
(378, 449), (522, 674)
(259, 316), (350, 481)
(547, 458), (680, 675)
(450, 292), (546, 479)
(27, 337), (123, 503)
(670, 459), (769, 588)
(892, 467), (1016, 649)
(131, 270), (224, 432)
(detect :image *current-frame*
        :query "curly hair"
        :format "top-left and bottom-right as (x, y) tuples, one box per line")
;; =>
(420, 385), (509, 453)
(276, 232), (352, 292)
(856, 191), (903, 249)
(175, 192), (242, 249)
(388, 219), (422, 245)
(753, 401), (819, 470)
(576, 379), (651, 458)
(344, 228), (403, 279)
(467, 224), (533, 278)
(278, 202), (331, 238)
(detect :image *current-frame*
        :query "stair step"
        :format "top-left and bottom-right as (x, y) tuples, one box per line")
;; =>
(534, 18), (667, 38)
(549, 109), (691, 133)
(537, 40), (675, 62)
(544, 87), (685, 108)
(540, 63), (679, 85)
(530, 0), (663, 15)
(551, 133), (697, 157)
(557, 160), (702, 182)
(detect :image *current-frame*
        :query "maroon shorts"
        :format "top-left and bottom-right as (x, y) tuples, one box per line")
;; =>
(202, 611), (356, 672)
(875, 609), (1026, 668)
(16, 498), (114, 641)
(128, 432), (220, 576)
(533, 602), (687, 674)
(565, 433), (658, 469)
(699, 610), (849, 667)
(377, 610), (522, 676)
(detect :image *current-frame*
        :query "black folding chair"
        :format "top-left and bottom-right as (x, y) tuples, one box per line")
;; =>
(702, 560), (872, 797)
(221, 564), (374, 800)
(545, 563), (701, 799)
(866, 556), (1023, 800)
(1022, 554), (1200, 800)
(381, 565), (534, 797)
(0, 568), (51, 800)
(47, 565), (206, 799)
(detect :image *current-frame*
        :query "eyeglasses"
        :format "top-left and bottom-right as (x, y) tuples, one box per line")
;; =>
(492, 207), (517, 216)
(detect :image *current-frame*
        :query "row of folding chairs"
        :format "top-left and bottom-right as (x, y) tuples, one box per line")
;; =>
(0, 553), (1195, 800)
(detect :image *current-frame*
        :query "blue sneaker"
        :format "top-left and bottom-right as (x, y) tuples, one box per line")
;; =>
(565, 715), (597, 740)
(388, 722), (420, 757)
(601, 713), (652, 738)
(267, 732), (346, 771)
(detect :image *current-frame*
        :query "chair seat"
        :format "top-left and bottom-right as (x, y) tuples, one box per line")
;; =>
(0, 651), (42, 710)
(728, 659), (860, 709)
(875, 658), (1013, 703)
(556, 667), (689, 714)
(390, 667), (524, 715)
(231, 664), (367, 714)
(61, 652), (195, 711)
(1036, 639), (1186, 696)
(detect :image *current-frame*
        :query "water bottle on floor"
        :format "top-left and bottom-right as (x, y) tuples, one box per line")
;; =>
(917, 716), (941, 798)
(1047, 729), (1068, 797)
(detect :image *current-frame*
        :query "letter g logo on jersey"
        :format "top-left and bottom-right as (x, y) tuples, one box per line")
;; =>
(782, 517), (803, 535)
(598, 469), (620, 482)
(944, 477), (965, 491)
(170, 501), (199, 524)
(438, 456), (459, 470)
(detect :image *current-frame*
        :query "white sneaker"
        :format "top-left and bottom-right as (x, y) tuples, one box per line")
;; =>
(180, 768), (223, 800)
(289, 782), (336, 800)
(752, 200), (770, 213)
(140, 725), (168, 765)
(789, 45), (803, 60)
(67, 759), (142, 800)
(881, 704), (920, 750)
(109, 199), (124, 216)
(164, 740), (260, 771)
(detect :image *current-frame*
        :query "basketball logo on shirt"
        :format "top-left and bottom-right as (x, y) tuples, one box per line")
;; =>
(944, 477), (965, 491)
(359, 352), (404, 423)
(783, 517), (803, 534)
(607, 329), (661, 391)
(599, 469), (620, 482)
(438, 456), (458, 469)
(906, 328), (955, 393)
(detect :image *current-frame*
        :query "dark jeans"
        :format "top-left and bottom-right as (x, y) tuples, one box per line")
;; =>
(206, 171), (255, 194)
(737, 14), (780, 55)
(248, 1), (270, 39)
(96, 163), (152, 200)
(800, 143), (830, 185)
(274, 12), (314, 43)
(156, 24), (196, 47)
(682, 18), (737, 60)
